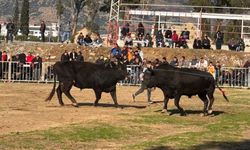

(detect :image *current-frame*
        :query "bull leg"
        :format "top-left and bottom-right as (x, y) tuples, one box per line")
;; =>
(110, 87), (119, 107)
(207, 93), (214, 115)
(62, 81), (78, 107)
(174, 95), (186, 116)
(56, 84), (64, 106)
(94, 89), (102, 106)
(198, 93), (209, 116)
(162, 94), (170, 114)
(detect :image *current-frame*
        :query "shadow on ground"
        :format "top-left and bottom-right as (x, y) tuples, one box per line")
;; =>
(78, 102), (147, 109)
(148, 140), (250, 150)
(154, 109), (225, 116)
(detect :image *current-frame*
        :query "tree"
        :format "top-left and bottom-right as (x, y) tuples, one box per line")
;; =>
(20, 0), (29, 37)
(56, 0), (64, 41)
(85, 0), (99, 32)
(12, 0), (20, 36)
(71, 0), (87, 36)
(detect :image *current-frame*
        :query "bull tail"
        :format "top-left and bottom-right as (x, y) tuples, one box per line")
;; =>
(216, 83), (229, 102)
(45, 73), (57, 102)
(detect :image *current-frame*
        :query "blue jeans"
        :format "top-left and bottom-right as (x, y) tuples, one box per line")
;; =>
(62, 31), (71, 42)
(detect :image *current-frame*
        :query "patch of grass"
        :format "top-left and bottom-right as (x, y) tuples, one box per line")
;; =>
(131, 114), (208, 126)
(128, 112), (250, 150)
(0, 123), (131, 149)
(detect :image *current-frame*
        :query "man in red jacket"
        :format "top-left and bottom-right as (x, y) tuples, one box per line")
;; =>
(171, 30), (179, 48)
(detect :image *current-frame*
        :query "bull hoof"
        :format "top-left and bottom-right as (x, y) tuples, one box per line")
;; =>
(208, 109), (213, 115)
(180, 112), (187, 116)
(72, 103), (79, 107)
(161, 109), (167, 113)
(93, 103), (98, 107)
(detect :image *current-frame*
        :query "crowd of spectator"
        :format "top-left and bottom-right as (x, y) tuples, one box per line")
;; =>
(120, 22), (191, 49)
(0, 50), (43, 80)
(77, 33), (103, 47)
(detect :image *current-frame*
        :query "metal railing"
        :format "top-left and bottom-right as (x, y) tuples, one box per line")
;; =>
(0, 61), (249, 88)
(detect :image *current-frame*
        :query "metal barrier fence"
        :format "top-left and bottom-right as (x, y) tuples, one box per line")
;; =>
(0, 61), (249, 88)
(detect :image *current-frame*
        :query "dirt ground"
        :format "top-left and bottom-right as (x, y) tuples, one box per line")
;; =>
(0, 83), (208, 136)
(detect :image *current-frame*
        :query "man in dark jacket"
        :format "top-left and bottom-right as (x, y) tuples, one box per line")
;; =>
(6, 20), (15, 43)
(61, 50), (70, 62)
(40, 21), (46, 42)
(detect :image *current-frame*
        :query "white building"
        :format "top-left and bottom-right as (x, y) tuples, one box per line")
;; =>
(0, 22), (59, 37)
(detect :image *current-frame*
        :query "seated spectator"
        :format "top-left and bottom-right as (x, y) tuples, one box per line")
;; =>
(121, 23), (130, 39)
(202, 35), (211, 49)
(193, 37), (202, 49)
(124, 33), (133, 47)
(76, 51), (84, 62)
(77, 32), (85, 45)
(137, 22), (145, 38)
(181, 28), (190, 40)
(164, 27), (172, 48)
(144, 33), (153, 47)
(197, 57), (208, 71)
(177, 36), (188, 49)
(96, 55), (105, 65)
(93, 34), (103, 47)
(236, 38), (245, 51)
(228, 38), (238, 51)
(61, 50), (70, 62)
(170, 56), (179, 67)
(110, 43), (121, 59)
(84, 35), (93, 46)
(69, 49), (78, 61)
(172, 30), (179, 48)
(156, 30), (164, 47)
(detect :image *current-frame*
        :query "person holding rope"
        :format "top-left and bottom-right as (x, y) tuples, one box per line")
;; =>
(132, 60), (154, 104)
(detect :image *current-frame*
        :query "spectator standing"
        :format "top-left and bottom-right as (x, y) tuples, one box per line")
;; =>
(26, 52), (34, 64)
(6, 20), (15, 43)
(62, 21), (71, 43)
(214, 30), (224, 50)
(76, 51), (84, 62)
(161, 57), (168, 64)
(172, 31), (179, 48)
(1, 51), (8, 61)
(96, 55), (105, 65)
(179, 56), (188, 68)
(202, 35), (211, 49)
(121, 45), (128, 57)
(197, 57), (208, 71)
(170, 56), (179, 67)
(111, 43), (121, 59)
(32, 54), (43, 80)
(61, 50), (70, 62)
(189, 56), (198, 68)
(207, 61), (216, 79)
(40, 21), (46, 42)
(69, 49), (78, 61)
(215, 61), (222, 82)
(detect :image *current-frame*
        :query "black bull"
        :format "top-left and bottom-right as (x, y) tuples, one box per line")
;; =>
(45, 61), (127, 107)
(143, 65), (229, 116)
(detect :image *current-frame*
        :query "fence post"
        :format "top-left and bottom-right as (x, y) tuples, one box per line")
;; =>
(248, 67), (250, 89)
(8, 61), (12, 82)
(41, 62), (46, 81)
